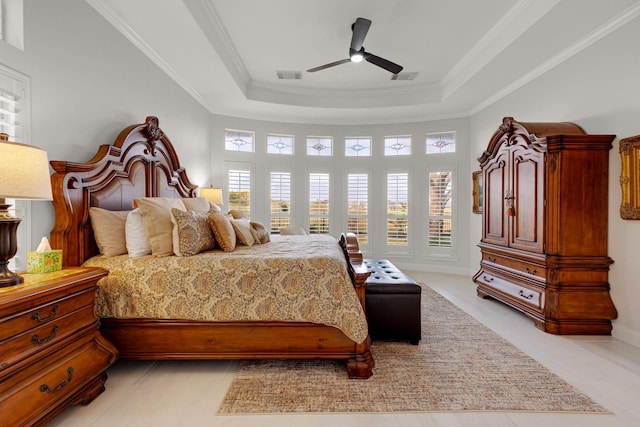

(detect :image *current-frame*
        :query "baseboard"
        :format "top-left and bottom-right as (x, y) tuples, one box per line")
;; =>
(393, 261), (474, 276)
(612, 323), (640, 348)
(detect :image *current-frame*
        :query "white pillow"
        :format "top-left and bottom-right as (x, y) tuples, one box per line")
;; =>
(125, 208), (152, 257)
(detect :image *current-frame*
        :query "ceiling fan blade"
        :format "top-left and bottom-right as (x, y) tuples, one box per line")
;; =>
(350, 17), (371, 52)
(364, 52), (403, 74)
(307, 58), (351, 73)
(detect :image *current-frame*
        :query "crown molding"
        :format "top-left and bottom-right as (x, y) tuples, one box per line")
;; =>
(469, 0), (640, 115)
(86, 0), (206, 107)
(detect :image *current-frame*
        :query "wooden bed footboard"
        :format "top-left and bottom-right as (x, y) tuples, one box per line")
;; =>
(49, 116), (374, 379)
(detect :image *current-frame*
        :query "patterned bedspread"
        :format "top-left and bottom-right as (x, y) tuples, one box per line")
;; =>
(83, 235), (368, 343)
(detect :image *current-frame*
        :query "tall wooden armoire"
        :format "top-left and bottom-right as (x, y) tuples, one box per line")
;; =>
(473, 117), (617, 334)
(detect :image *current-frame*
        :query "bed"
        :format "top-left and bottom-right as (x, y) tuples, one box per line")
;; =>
(49, 116), (374, 379)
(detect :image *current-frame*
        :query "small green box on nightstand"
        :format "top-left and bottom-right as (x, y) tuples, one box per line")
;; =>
(26, 250), (62, 273)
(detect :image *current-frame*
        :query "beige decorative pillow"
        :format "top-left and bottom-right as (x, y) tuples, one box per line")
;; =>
(250, 221), (271, 244)
(134, 197), (186, 256)
(89, 207), (129, 256)
(182, 197), (210, 212)
(126, 208), (152, 257)
(230, 218), (255, 246)
(170, 208), (215, 256)
(208, 212), (236, 252)
(228, 209), (250, 220)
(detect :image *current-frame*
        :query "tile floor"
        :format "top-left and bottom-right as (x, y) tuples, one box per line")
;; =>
(49, 272), (640, 427)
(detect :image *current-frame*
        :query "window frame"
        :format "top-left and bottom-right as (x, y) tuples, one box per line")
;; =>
(306, 136), (333, 156)
(225, 129), (255, 152)
(345, 136), (372, 157)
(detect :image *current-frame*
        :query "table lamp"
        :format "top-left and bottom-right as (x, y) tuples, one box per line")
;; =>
(200, 186), (223, 206)
(0, 133), (53, 287)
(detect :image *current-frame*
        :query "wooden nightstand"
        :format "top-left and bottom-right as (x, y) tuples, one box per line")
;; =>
(0, 267), (118, 426)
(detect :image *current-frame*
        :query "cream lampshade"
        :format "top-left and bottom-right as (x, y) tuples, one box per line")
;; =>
(200, 186), (223, 205)
(0, 133), (53, 287)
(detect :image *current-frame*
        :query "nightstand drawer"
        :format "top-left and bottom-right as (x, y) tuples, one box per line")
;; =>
(0, 337), (115, 427)
(0, 289), (95, 342)
(0, 305), (97, 371)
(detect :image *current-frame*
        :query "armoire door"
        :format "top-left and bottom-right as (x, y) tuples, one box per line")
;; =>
(482, 147), (509, 247)
(509, 145), (545, 253)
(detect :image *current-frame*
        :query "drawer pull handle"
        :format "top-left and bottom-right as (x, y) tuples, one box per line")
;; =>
(39, 367), (74, 393)
(482, 275), (494, 282)
(32, 304), (59, 323)
(525, 267), (537, 274)
(31, 326), (59, 345)
(519, 290), (534, 300)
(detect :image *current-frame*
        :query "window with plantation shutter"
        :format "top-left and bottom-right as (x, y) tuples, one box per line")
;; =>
(0, 72), (25, 140)
(387, 173), (408, 246)
(309, 173), (330, 234)
(227, 167), (252, 216)
(347, 173), (368, 244)
(428, 171), (453, 247)
(1, 64), (30, 272)
(270, 171), (291, 233)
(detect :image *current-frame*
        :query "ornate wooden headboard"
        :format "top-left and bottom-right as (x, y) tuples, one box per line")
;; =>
(49, 116), (198, 267)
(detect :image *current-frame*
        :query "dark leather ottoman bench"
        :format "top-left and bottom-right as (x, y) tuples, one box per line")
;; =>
(364, 259), (421, 345)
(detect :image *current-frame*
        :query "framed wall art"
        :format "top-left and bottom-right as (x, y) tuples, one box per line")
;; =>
(619, 134), (640, 219)
(472, 170), (483, 214)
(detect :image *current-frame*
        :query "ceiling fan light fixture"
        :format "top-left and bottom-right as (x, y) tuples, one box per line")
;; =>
(350, 52), (364, 63)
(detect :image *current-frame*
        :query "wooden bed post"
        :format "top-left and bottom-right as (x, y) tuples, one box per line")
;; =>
(340, 233), (374, 379)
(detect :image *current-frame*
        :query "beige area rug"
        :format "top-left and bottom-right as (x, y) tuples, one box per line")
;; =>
(218, 285), (609, 414)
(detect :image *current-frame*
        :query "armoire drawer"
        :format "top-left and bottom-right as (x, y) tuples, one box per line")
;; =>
(0, 305), (97, 372)
(0, 289), (95, 342)
(0, 337), (114, 427)
(475, 270), (544, 310)
(482, 253), (546, 280)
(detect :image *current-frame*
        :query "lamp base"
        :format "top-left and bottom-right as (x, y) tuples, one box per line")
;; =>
(0, 216), (23, 288)
(0, 269), (24, 288)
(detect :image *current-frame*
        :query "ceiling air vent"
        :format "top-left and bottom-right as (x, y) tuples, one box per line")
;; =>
(391, 72), (418, 81)
(276, 70), (302, 80)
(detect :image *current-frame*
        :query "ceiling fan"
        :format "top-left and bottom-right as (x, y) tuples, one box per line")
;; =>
(307, 17), (403, 75)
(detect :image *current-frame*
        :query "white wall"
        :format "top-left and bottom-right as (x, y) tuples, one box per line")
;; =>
(469, 16), (640, 345)
(0, 0), (211, 249)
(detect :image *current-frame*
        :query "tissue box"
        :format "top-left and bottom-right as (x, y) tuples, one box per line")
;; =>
(26, 250), (63, 273)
